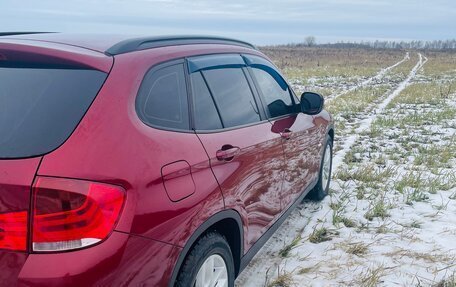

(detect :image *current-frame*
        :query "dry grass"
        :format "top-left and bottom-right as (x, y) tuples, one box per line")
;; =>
(389, 52), (417, 76)
(422, 50), (456, 77)
(384, 248), (455, 264)
(267, 270), (294, 287)
(261, 46), (404, 79)
(356, 266), (390, 287)
(338, 241), (370, 256)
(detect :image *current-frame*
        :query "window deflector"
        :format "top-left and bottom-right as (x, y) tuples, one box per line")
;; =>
(187, 54), (246, 73)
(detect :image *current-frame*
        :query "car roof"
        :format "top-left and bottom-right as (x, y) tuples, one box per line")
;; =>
(0, 33), (257, 55)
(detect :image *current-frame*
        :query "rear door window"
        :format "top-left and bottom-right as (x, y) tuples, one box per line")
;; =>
(191, 72), (223, 130)
(136, 63), (189, 131)
(0, 66), (107, 159)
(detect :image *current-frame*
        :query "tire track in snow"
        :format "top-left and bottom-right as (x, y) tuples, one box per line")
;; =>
(235, 53), (426, 287)
(332, 53), (426, 171)
(326, 52), (410, 103)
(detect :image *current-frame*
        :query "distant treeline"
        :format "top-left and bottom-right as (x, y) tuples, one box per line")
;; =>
(276, 39), (456, 51)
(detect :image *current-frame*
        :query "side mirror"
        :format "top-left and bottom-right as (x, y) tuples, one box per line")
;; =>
(300, 92), (324, 115)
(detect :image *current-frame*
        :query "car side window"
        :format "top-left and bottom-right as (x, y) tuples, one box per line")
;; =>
(251, 66), (294, 118)
(136, 63), (189, 130)
(201, 68), (261, 128)
(191, 72), (223, 130)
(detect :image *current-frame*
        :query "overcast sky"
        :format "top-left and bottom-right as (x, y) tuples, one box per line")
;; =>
(1, 0), (455, 45)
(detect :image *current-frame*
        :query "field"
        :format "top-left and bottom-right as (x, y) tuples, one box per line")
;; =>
(236, 47), (456, 287)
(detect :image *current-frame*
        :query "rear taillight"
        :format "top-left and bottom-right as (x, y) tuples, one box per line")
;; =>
(0, 211), (27, 251)
(32, 176), (125, 252)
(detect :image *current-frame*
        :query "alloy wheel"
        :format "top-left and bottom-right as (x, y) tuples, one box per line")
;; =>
(195, 254), (228, 287)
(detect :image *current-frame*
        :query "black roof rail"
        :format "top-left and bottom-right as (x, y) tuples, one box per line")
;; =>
(0, 32), (54, 37)
(105, 35), (257, 55)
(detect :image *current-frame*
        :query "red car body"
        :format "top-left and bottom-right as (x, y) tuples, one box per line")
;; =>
(0, 33), (333, 286)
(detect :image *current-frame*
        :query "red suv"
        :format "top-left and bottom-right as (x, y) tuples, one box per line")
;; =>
(0, 33), (334, 286)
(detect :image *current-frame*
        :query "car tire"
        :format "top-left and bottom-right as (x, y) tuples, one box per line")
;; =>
(307, 136), (333, 201)
(175, 232), (235, 287)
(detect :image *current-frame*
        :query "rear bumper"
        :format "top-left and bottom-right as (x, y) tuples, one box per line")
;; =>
(1, 231), (181, 286)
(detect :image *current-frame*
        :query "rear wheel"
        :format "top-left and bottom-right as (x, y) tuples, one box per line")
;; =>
(307, 137), (333, 201)
(175, 232), (234, 287)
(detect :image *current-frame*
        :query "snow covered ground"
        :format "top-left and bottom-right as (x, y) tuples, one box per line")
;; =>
(236, 52), (456, 287)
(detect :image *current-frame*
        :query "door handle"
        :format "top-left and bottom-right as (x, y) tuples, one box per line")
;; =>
(216, 146), (240, 161)
(281, 128), (292, 140)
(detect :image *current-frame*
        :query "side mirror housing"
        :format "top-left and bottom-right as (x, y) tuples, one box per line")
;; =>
(300, 92), (324, 115)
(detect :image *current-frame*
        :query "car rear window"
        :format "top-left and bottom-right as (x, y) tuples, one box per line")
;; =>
(0, 66), (107, 159)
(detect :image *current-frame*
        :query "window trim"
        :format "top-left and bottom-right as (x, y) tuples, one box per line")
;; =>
(192, 118), (272, 134)
(187, 54), (247, 73)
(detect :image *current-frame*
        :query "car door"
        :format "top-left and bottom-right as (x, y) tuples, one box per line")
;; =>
(244, 54), (320, 211)
(188, 54), (285, 248)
